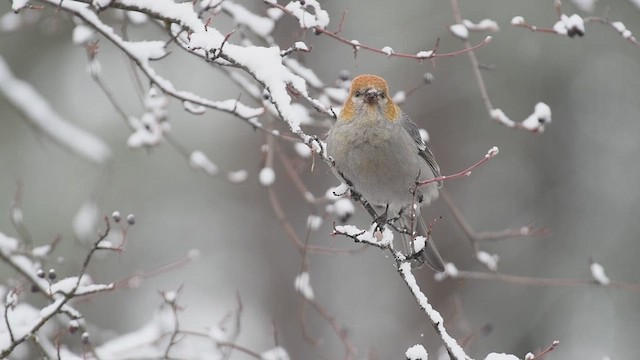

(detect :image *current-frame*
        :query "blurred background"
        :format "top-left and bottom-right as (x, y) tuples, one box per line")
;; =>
(1, 0), (640, 358)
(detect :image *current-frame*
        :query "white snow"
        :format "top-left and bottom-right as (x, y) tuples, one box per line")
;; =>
(612, 21), (633, 39)
(92, 0), (112, 9)
(381, 46), (394, 56)
(183, 100), (206, 115)
(334, 224), (393, 247)
(222, 1), (275, 37)
(521, 102), (552, 132)
(399, 263), (469, 360)
(327, 198), (354, 219)
(590, 261), (610, 285)
(294, 41), (308, 51)
(72, 25), (95, 44)
(484, 353), (520, 360)
(189, 151), (219, 176)
(284, 0), (329, 29)
(127, 11), (149, 25)
(0, 12), (22, 32)
(325, 183), (349, 200)
(476, 251), (499, 271)
(31, 245), (52, 258)
(413, 236), (426, 253)
(306, 215), (323, 231)
(259, 167), (276, 186)
(510, 16), (525, 26)
(294, 142), (312, 158)
(554, 14), (585, 37)
(261, 346), (290, 360)
(0, 56), (112, 164)
(434, 263), (459, 282)
(490, 108), (515, 127)
(11, 0), (29, 11)
(294, 272), (314, 300)
(571, 0), (597, 12)
(392, 91), (406, 104)
(462, 19), (499, 32)
(449, 24), (469, 40)
(127, 113), (164, 148)
(283, 58), (323, 88)
(406, 344), (429, 360)
(0, 232), (19, 253)
(228, 170), (248, 183)
(72, 201), (99, 241)
(416, 50), (434, 59)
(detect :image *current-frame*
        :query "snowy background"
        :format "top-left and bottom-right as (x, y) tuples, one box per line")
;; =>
(1, 0), (640, 359)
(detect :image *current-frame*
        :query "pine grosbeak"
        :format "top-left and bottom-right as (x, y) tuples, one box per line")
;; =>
(326, 74), (445, 271)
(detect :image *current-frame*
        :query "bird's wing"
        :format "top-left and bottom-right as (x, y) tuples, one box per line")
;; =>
(401, 114), (442, 187)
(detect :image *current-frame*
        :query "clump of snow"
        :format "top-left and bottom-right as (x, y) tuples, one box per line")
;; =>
(293, 41), (308, 51)
(222, 1), (275, 37)
(476, 251), (499, 271)
(590, 260), (610, 285)
(306, 215), (323, 231)
(484, 353), (520, 360)
(392, 91), (406, 104)
(0, 12), (22, 32)
(326, 198), (354, 221)
(462, 19), (499, 32)
(92, 0), (112, 9)
(73, 201), (99, 241)
(183, 100), (206, 114)
(259, 167), (276, 186)
(486, 146), (499, 158)
(294, 142), (312, 158)
(490, 108), (515, 127)
(406, 344), (428, 360)
(334, 224), (393, 247)
(571, 0), (597, 13)
(416, 50), (434, 59)
(0, 231), (19, 253)
(189, 151), (219, 176)
(449, 24), (469, 40)
(381, 46), (394, 56)
(11, 0), (29, 11)
(294, 272), (314, 300)
(511, 16), (525, 26)
(521, 102), (552, 132)
(325, 183), (349, 200)
(612, 21), (633, 39)
(261, 346), (290, 360)
(434, 263), (459, 282)
(228, 170), (248, 183)
(553, 14), (585, 37)
(284, 0), (329, 29)
(127, 11), (148, 25)
(144, 87), (169, 120)
(413, 236), (426, 253)
(127, 113), (165, 148)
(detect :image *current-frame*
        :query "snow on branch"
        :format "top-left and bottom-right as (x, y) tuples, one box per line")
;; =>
(45, 0), (264, 122)
(0, 55), (112, 165)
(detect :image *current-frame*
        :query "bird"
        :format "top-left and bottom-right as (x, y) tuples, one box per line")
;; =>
(326, 74), (445, 271)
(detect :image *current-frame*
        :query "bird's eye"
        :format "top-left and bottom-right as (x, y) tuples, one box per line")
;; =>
(379, 93), (385, 99)
(354, 91), (362, 98)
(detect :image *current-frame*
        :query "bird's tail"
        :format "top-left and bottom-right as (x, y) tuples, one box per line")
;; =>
(402, 214), (445, 272)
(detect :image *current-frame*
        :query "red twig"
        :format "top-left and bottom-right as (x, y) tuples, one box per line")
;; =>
(418, 147), (498, 187)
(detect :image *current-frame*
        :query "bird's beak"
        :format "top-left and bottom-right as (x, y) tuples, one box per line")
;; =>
(364, 89), (379, 104)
